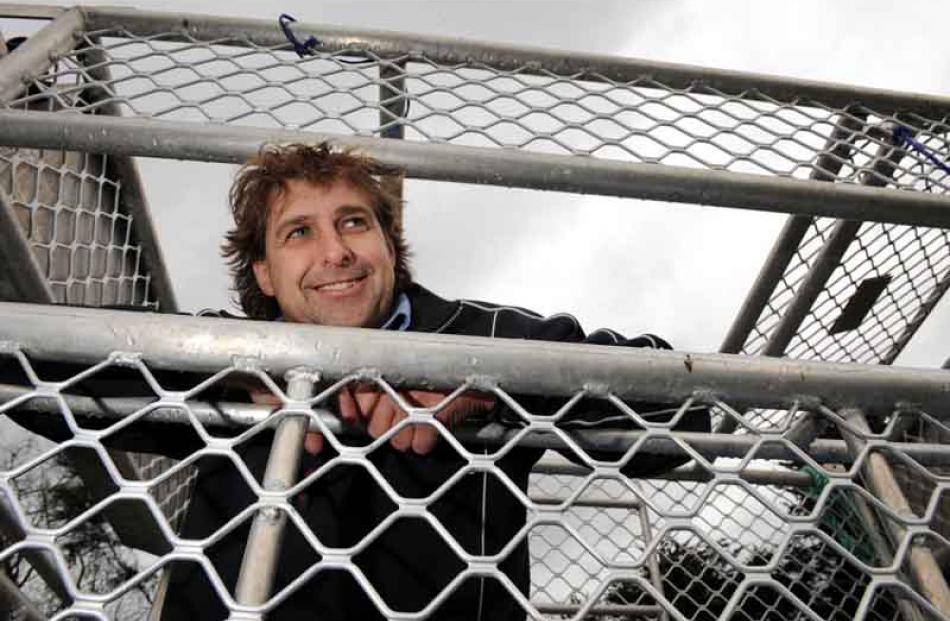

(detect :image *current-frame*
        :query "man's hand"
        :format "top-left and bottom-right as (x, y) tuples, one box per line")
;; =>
(250, 383), (495, 456)
(338, 384), (495, 455)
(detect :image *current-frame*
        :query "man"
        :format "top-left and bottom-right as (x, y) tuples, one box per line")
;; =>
(162, 143), (708, 620)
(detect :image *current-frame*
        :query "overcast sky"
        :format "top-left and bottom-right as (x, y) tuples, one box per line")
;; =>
(5, 0), (950, 368)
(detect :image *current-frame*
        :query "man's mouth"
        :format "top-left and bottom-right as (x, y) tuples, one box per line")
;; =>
(312, 275), (366, 292)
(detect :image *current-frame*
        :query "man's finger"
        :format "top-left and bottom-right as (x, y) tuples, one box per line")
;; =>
(354, 386), (381, 421)
(303, 431), (324, 455)
(367, 396), (397, 439)
(390, 409), (413, 452)
(250, 388), (282, 406)
(411, 424), (439, 455)
(337, 386), (360, 423)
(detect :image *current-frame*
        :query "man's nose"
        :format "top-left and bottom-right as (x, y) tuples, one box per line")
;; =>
(320, 230), (355, 266)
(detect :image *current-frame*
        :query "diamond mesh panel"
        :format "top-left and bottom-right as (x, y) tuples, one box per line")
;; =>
(0, 24), (946, 190)
(1, 11), (949, 621)
(1, 331), (947, 620)
(0, 145), (155, 308)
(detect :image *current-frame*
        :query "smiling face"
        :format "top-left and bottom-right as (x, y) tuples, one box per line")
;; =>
(251, 178), (396, 327)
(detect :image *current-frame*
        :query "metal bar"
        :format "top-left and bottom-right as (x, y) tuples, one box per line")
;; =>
(2, 111), (950, 229)
(76, 40), (178, 312)
(0, 492), (71, 604)
(0, 186), (54, 302)
(234, 370), (316, 606)
(639, 501), (668, 621)
(0, 7), (82, 103)
(0, 5), (65, 20)
(3, 383), (946, 466)
(837, 408), (950, 616)
(379, 59), (406, 220)
(760, 134), (906, 358)
(0, 569), (45, 621)
(536, 602), (662, 616)
(81, 7), (950, 119)
(849, 490), (926, 621)
(718, 112), (867, 355)
(0, 383), (827, 483)
(2, 302), (950, 413)
(541, 458), (815, 486)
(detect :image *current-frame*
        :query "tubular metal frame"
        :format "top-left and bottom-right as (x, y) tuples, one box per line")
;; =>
(0, 6), (949, 620)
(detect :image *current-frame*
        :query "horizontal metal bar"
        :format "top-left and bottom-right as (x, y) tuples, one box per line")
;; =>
(81, 7), (950, 119)
(0, 4), (64, 19)
(12, 382), (949, 466)
(2, 302), (950, 418)
(2, 111), (950, 229)
(536, 602), (661, 616)
(531, 458), (814, 487)
(0, 7), (82, 103)
(0, 384), (822, 483)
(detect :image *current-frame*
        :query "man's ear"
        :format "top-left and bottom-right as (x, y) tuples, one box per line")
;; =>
(252, 260), (275, 296)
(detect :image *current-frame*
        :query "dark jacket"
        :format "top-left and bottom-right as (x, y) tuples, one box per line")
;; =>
(161, 284), (708, 620)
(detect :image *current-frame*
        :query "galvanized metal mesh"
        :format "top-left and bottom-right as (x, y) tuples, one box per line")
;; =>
(1, 8), (949, 621)
(0, 144), (155, 308)
(0, 322), (948, 620)
(738, 215), (950, 365)
(4, 22), (949, 191)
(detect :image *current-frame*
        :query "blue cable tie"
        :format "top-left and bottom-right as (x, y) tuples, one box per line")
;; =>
(893, 125), (950, 176)
(279, 13), (319, 58)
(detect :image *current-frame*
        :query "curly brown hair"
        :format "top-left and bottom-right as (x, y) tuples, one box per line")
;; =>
(222, 142), (411, 319)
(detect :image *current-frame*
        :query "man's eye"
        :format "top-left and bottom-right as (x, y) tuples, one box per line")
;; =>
(340, 216), (369, 231)
(287, 225), (308, 239)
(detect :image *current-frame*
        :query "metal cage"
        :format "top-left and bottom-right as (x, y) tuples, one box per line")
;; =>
(0, 5), (948, 620)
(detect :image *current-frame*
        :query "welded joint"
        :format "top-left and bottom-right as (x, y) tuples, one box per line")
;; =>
(583, 381), (611, 398)
(284, 366), (320, 386)
(353, 367), (382, 382)
(231, 355), (264, 373)
(793, 395), (823, 411)
(109, 350), (143, 366)
(689, 388), (720, 404)
(467, 374), (498, 391)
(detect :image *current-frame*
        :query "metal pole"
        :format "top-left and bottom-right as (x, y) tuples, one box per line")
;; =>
(0, 570), (45, 621)
(379, 58), (407, 207)
(0, 185), (54, 302)
(719, 111), (867, 356)
(3, 302), (950, 413)
(82, 7), (950, 119)
(4, 384), (950, 467)
(2, 111), (950, 229)
(234, 368), (317, 606)
(837, 408), (950, 616)
(0, 7), (84, 103)
(0, 6), (66, 19)
(639, 502), (668, 621)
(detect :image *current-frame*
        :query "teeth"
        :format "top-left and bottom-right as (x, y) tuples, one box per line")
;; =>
(318, 278), (359, 291)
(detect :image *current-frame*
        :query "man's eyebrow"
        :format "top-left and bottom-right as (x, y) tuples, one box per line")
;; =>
(273, 214), (310, 237)
(336, 204), (372, 217)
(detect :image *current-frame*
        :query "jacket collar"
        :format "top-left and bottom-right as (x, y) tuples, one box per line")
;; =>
(402, 282), (461, 333)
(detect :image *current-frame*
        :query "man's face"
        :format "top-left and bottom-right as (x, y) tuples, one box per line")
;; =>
(252, 178), (396, 327)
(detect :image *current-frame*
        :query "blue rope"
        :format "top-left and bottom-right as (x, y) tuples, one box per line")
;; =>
(279, 13), (319, 58)
(277, 13), (408, 133)
(893, 125), (950, 176)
